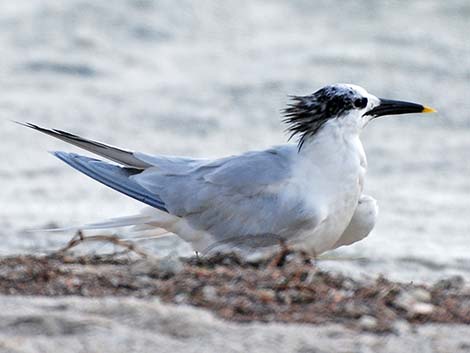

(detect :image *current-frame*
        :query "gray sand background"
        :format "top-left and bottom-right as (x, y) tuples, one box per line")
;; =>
(1, 296), (470, 353)
(0, 1), (469, 351)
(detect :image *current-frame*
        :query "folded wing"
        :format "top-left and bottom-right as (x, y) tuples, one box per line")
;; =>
(53, 152), (168, 211)
(133, 146), (319, 242)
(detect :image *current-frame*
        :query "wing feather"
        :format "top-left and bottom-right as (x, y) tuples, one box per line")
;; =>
(18, 122), (151, 168)
(53, 151), (167, 211)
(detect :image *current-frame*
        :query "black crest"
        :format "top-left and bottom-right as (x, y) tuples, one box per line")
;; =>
(283, 85), (361, 150)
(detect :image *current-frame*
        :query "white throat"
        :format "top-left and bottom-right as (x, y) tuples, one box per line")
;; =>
(299, 116), (365, 162)
(294, 117), (368, 204)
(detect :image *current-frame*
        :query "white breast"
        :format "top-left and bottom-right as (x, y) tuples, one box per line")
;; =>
(286, 126), (367, 255)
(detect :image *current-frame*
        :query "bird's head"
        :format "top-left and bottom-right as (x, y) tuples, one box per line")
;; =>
(283, 83), (436, 149)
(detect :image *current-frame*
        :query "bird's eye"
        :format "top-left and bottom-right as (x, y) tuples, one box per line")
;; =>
(353, 97), (368, 109)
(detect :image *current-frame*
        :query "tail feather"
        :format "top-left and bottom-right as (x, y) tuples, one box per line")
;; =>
(34, 215), (153, 232)
(33, 207), (176, 234)
(17, 122), (151, 168)
(53, 151), (168, 212)
(78, 215), (154, 230)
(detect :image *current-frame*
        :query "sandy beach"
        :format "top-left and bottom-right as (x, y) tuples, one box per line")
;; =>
(1, 1), (469, 351)
(0, 251), (469, 352)
(1, 296), (470, 353)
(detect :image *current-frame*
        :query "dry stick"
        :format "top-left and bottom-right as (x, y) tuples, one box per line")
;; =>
(54, 230), (149, 258)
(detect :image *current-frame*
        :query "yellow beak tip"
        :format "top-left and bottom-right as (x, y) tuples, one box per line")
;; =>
(422, 106), (437, 113)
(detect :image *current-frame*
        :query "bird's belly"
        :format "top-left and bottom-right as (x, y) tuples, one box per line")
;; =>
(292, 199), (359, 255)
(288, 172), (363, 255)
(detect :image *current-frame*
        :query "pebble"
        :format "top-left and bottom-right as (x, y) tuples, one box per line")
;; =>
(174, 293), (187, 304)
(202, 286), (218, 301)
(411, 288), (431, 303)
(411, 303), (435, 315)
(395, 289), (435, 315)
(358, 315), (377, 330)
(393, 320), (411, 334)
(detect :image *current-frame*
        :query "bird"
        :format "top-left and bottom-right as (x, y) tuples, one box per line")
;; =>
(19, 83), (436, 257)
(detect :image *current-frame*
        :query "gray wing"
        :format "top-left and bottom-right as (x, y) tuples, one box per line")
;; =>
(133, 146), (317, 240)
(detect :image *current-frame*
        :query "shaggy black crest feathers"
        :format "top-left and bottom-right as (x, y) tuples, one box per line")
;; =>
(282, 85), (359, 150)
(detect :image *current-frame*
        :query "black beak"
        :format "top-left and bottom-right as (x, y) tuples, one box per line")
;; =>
(365, 98), (436, 118)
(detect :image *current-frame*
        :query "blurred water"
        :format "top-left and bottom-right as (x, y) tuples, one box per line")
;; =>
(1, 0), (469, 282)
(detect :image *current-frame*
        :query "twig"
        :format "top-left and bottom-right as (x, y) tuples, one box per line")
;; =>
(53, 230), (149, 258)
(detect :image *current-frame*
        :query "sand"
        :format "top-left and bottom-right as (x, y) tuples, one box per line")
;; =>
(0, 251), (470, 352)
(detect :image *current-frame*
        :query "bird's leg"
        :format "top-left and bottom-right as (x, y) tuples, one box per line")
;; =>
(268, 239), (317, 269)
(268, 239), (293, 268)
(305, 249), (317, 267)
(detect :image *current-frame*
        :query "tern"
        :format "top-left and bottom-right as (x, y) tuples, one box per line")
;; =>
(20, 84), (435, 256)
